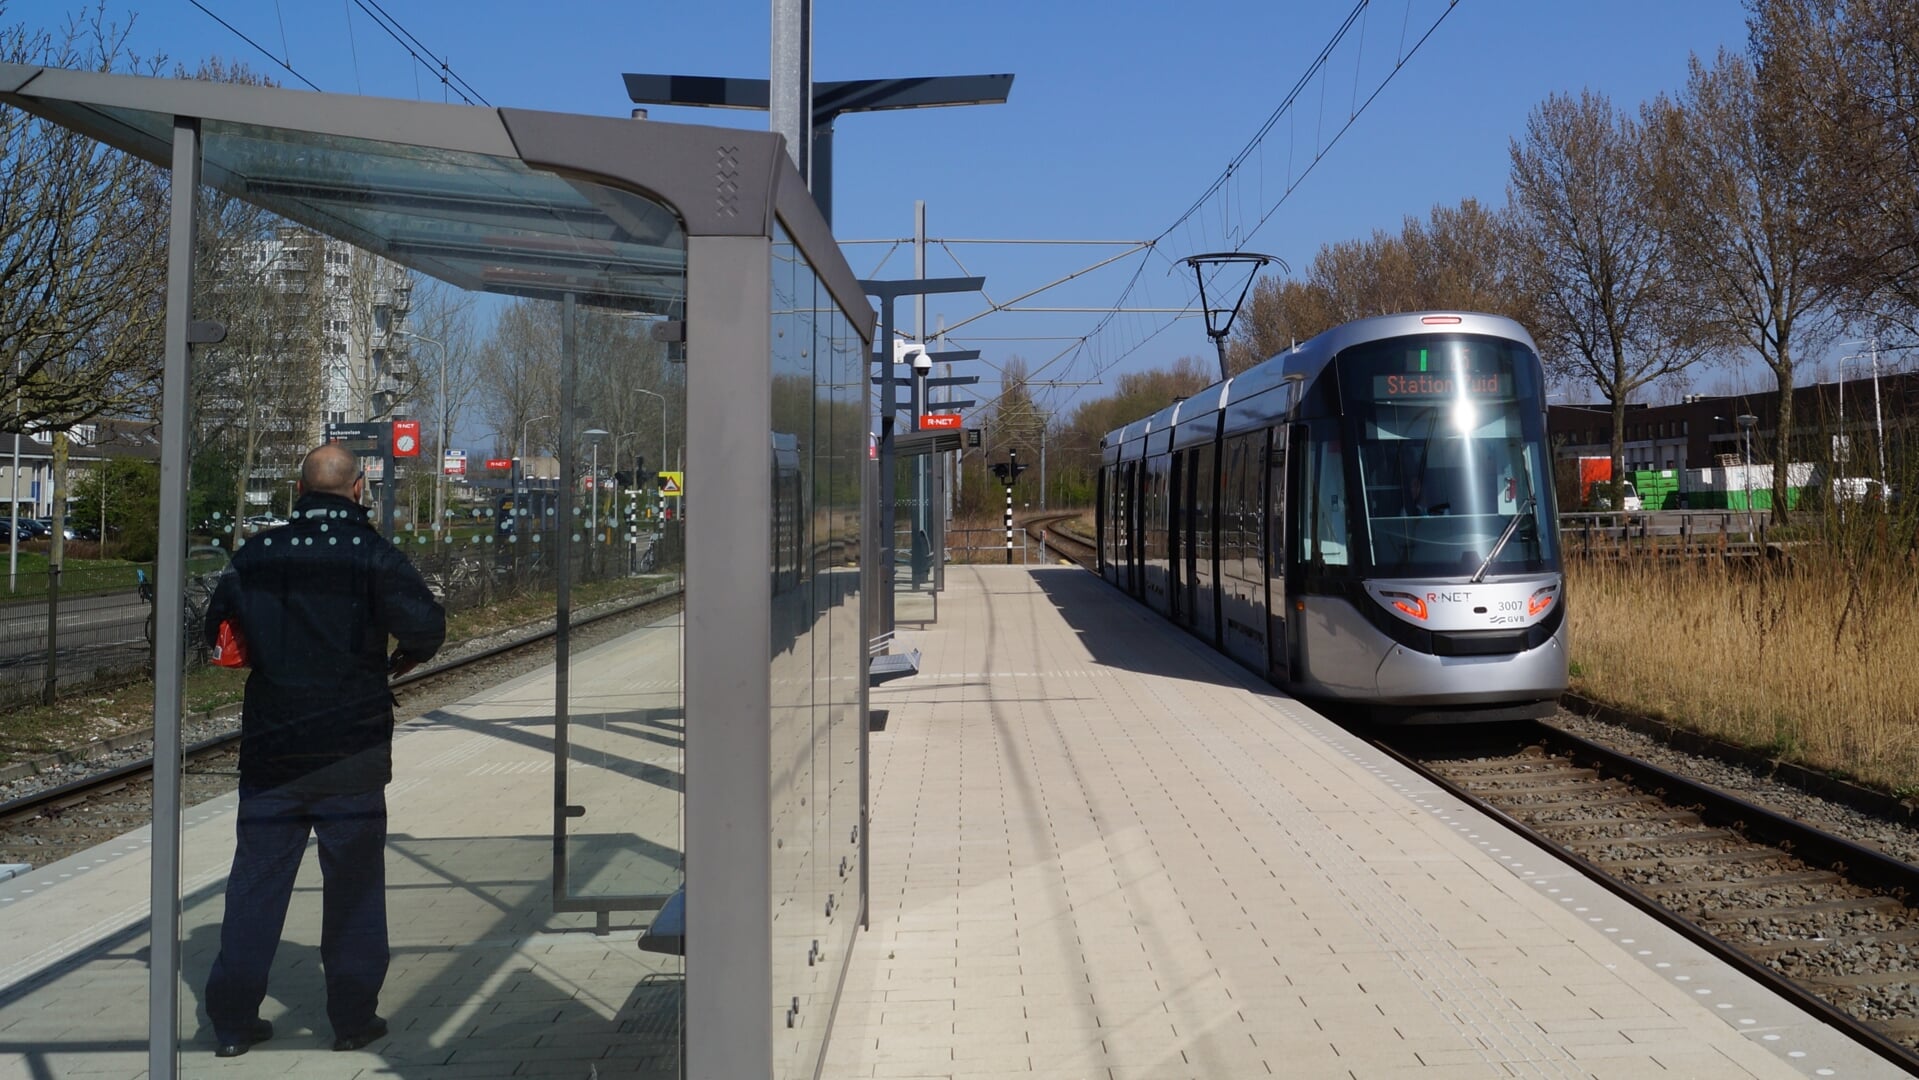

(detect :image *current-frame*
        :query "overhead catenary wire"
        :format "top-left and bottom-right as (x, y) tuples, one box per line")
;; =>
(1020, 0), (1463, 421)
(350, 0), (490, 105)
(186, 0), (322, 91)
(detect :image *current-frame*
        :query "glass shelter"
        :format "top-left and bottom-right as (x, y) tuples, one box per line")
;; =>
(0, 64), (871, 1079)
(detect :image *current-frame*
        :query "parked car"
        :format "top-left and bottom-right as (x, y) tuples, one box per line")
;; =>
(1591, 480), (1642, 513)
(13, 517), (49, 539)
(242, 514), (290, 532)
(32, 518), (73, 540)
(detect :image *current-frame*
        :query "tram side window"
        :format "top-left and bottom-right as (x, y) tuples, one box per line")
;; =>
(1298, 434), (1349, 568)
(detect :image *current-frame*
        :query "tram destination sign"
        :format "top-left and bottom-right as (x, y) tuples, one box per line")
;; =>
(1370, 372), (1510, 400)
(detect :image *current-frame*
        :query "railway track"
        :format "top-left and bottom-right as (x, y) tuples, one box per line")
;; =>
(1020, 512), (1097, 568)
(1378, 719), (1919, 1073)
(0, 585), (683, 870)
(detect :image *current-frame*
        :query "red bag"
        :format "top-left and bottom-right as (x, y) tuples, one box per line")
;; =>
(212, 619), (249, 668)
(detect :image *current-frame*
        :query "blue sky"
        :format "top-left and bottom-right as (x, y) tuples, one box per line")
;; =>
(6, 0), (1767, 417)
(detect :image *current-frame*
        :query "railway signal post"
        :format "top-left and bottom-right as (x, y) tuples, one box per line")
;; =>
(990, 452), (1028, 564)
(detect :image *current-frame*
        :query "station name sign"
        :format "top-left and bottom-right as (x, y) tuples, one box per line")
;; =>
(1371, 372), (1509, 400)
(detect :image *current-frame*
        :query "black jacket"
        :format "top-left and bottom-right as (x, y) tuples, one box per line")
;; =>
(206, 492), (446, 793)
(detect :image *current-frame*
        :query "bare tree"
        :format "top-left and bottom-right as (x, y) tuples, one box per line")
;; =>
(193, 216), (329, 537)
(1508, 90), (1715, 506)
(477, 299), (562, 460)
(1751, 0), (1919, 338)
(401, 279), (482, 457)
(1227, 198), (1531, 373)
(0, 10), (166, 432)
(1647, 49), (1839, 524)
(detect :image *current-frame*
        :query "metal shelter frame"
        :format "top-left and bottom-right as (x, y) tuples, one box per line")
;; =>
(0, 62), (874, 1080)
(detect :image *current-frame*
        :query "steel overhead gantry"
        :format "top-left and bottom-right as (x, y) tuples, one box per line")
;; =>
(623, 72), (1013, 225)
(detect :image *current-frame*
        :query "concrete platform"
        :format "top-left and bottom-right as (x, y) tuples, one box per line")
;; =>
(0, 566), (1902, 1079)
(829, 565), (1894, 1080)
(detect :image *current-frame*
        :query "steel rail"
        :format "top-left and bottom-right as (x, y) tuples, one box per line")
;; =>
(1371, 722), (1919, 1075)
(0, 586), (682, 824)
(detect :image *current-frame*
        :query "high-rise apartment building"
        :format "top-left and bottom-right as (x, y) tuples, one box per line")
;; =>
(200, 226), (414, 511)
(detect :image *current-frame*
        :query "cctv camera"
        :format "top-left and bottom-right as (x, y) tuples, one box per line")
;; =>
(910, 347), (933, 374)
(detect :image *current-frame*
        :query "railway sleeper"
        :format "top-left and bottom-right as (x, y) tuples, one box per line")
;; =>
(1429, 755), (1563, 776)
(1534, 810), (1705, 835)
(1456, 776), (1609, 798)
(1453, 762), (1597, 781)
(1743, 927), (1919, 958)
(1798, 970), (1919, 990)
(1554, 827), (1733, 851)
(1699, 895), (1906, 922)
(1477, 786), (1643, 812)
(1634, 870), (1841, 896)
(1604, 848), (1778, 872)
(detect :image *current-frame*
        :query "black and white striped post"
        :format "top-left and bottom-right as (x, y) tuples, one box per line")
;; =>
(1003, 480), (1013, 564)
(990, 449), (1027, 565)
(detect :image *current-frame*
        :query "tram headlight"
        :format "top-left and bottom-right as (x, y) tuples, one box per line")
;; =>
(1527, 586), (1556, 617)
(1382, 590), (1428, 621)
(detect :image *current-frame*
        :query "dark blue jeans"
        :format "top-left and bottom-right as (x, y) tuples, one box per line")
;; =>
(204, 785), (388, 1042)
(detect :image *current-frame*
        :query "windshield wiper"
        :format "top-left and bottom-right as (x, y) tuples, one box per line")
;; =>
(1472, 497), (1535, 584)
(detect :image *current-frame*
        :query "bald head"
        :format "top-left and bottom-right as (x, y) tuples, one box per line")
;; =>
(300, 444), (363, 498)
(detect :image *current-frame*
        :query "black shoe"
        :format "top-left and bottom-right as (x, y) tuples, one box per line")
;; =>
(332, 1016), (389, 1052)
(213, 1018), (273, 1058)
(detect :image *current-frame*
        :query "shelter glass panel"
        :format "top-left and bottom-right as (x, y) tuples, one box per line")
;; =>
(158, 126), (689, 1077)
(768, 224), (861, 1075)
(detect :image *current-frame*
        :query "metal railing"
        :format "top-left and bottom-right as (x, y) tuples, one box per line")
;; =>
(943, 527), (1033, 565)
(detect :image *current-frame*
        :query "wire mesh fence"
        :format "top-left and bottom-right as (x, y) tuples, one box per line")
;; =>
(0, 522), (683, 702)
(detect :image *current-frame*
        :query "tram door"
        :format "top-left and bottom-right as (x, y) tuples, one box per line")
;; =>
(1167, 451), (1184, 621)
(1121, 461), (1140, 595)
(1174, 452), (1189, 629)
(1265, 425), (1293, 681)
(1095, 468), (1106, 576)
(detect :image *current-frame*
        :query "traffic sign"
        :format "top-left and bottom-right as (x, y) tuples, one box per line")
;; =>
(658, 471), (684, 495)
(391, 420), (422, 458)
(919, 414), (962, 429)
(443, 449), (467, 476)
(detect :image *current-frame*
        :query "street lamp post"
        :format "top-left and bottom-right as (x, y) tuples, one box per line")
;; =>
(395, 328), (447, 541)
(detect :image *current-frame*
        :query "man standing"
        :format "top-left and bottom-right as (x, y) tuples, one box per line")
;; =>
(202, 443), (446, 1057)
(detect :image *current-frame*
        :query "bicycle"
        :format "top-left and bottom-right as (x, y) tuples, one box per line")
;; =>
(140, 548), (230, 665)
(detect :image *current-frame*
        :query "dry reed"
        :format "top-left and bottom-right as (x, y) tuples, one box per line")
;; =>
(1566, 532), (1919, 795)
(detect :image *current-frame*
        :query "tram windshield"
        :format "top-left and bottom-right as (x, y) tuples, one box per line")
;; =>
(1339, 334), (1558, 577)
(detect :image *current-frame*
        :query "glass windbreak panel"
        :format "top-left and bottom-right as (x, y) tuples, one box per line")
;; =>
(769, 225), (862, 1077)
(555, 304), (687, 909)
(893, 453), (937, 621)
(169, 175), (686, 1075)
(1341, 335), (1557, 578)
